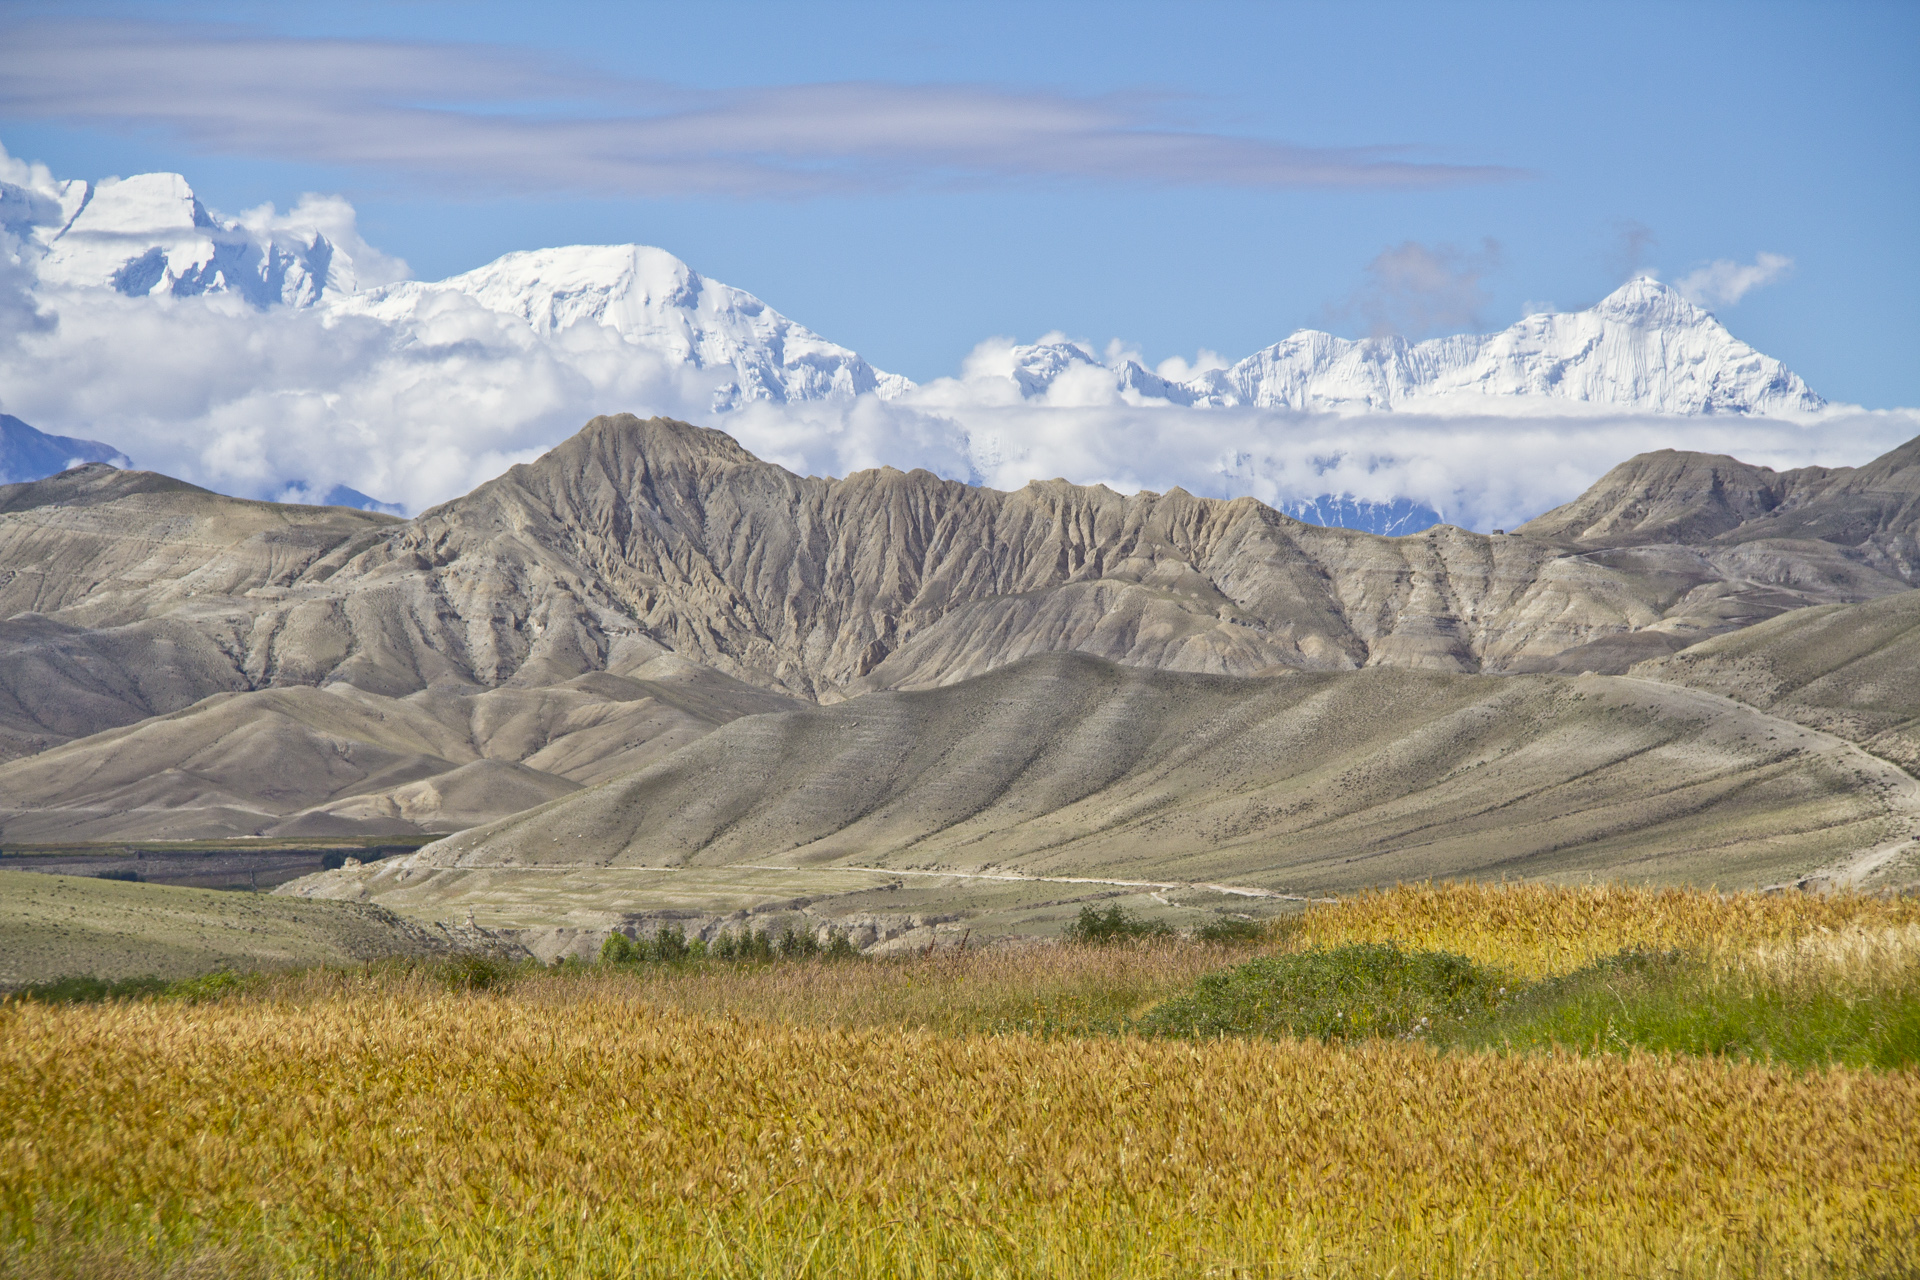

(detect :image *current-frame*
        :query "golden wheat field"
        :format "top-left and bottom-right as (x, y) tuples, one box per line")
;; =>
(4, 884), (1919, 1279)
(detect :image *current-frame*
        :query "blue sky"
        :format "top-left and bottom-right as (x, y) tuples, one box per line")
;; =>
(2, 0), (1916, 405)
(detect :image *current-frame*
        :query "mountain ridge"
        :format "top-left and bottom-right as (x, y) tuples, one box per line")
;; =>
(5, 163), (1830, 421)
(993, 279), (1823, 417)
(3, 414), (1916, 858)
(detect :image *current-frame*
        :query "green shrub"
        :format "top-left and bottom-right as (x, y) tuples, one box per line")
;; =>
(165, 970), (250, 1003)
(1194, 917), (1268, 945)
(652, 924), (690, 962)
(777, 924), (820, 959)
(599, 931), (638, 964)
(9, 975), (169, 1004)
(442, 954), (513, 991)
(712, 926), (773, 962)
(1139, 943), (1508, 1042)
(822, 929), (861, 960)
(1063, 904), (1175, 945)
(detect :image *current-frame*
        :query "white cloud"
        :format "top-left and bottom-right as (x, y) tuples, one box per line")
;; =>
(0, 157), (1899, 532)
(2, 266), (1911, 529)
(237, 194), (411, 288)
(1155, 349), (1228, 381)
(730, 394), (1918, 533)
(1675, 252), (1794, 308)
(0, 283), (722, 512)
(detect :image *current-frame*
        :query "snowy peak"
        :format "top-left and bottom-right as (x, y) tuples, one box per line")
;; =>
(995, 279), (1824, 417)
(1591, 274), (1709, 326)
(339, 243), (913, 411)
(5, 170), (355, 307)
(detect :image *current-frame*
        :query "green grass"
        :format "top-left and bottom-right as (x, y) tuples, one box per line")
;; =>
(1137, 943), (1509, 1041)
(1131, 939), (1920, 1068)
(1432, 947), (1920, 1069)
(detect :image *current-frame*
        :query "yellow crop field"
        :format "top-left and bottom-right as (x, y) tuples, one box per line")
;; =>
(1290, 880), (1920, 980)
(3, 884), (1917, 1279)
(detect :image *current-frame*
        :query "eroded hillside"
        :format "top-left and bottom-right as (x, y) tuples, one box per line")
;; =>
(5, 414), (1918, 846)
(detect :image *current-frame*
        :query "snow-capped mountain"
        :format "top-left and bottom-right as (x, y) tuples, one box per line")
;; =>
(4, 171), (354, 307)
(334, 244), (912, 410)
(5, 160), (1823, 420)
(997, 279), (1824, 417)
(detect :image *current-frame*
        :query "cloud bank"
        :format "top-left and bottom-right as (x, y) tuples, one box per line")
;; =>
(0, 149), (1902, 531)
(3, 272), (1912, 532)
(0, 18), (1523, 197)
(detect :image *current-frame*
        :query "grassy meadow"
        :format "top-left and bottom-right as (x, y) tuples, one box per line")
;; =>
(4, 883), (1919, 1278)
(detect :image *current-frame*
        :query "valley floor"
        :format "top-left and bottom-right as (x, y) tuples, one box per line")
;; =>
(5, 883), (1916, 1279)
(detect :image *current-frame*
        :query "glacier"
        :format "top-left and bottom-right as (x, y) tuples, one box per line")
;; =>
(1279, 494), (1441, 537)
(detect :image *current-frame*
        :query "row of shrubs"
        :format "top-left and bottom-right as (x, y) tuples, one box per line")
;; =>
(597, 907), (1271, 965)
(598, 922), (862, 965)
(1062, 904), (1271, 946)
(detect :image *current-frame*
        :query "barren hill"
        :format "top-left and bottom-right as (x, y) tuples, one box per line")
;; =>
(1636, 590), (1920, 773)
(296, 651), (1919, 943)
(5, 414), (1918, 846)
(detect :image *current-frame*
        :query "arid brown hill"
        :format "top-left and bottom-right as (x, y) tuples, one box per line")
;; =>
(3, 414), (1916, 843)
(304, 650), (1920, 925)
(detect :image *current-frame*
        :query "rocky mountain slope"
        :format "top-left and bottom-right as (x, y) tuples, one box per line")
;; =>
(3, 414), (1915, 844)
(1520, 436), (1920, 575)
(0, 655), (797, 842)
(304, 652), (1919, 929)
(1635, 590), (1920, 774)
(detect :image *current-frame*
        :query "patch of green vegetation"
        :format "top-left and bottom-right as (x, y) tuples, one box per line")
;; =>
(607, 923), (862, 965)
(1193, 917), (1270, 945)
(1063, 903), (1175, 945)
(8, 970), (259, 1004)
(1432, 948), (1920, 1069)
(1138, 943), (1509, 1041)
(7, 975), (171, 1004)
(600, 925), (697, 964)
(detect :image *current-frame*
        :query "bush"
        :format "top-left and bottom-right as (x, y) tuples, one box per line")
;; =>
(599, 932), (637, 964)
(165, 970), (250, 1003)
(777, 924), (820, 959)
(1138, 943), (1508, 1042)
(9, 975), (170, 1004)
(1063, 904), (1175, 945)
(822, 929), (861, 960)
(442, 954), (513, 991)
(1194, 917), (1268, 945)
(712, 926), (774, 962)
(92, 867), (142, 883)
